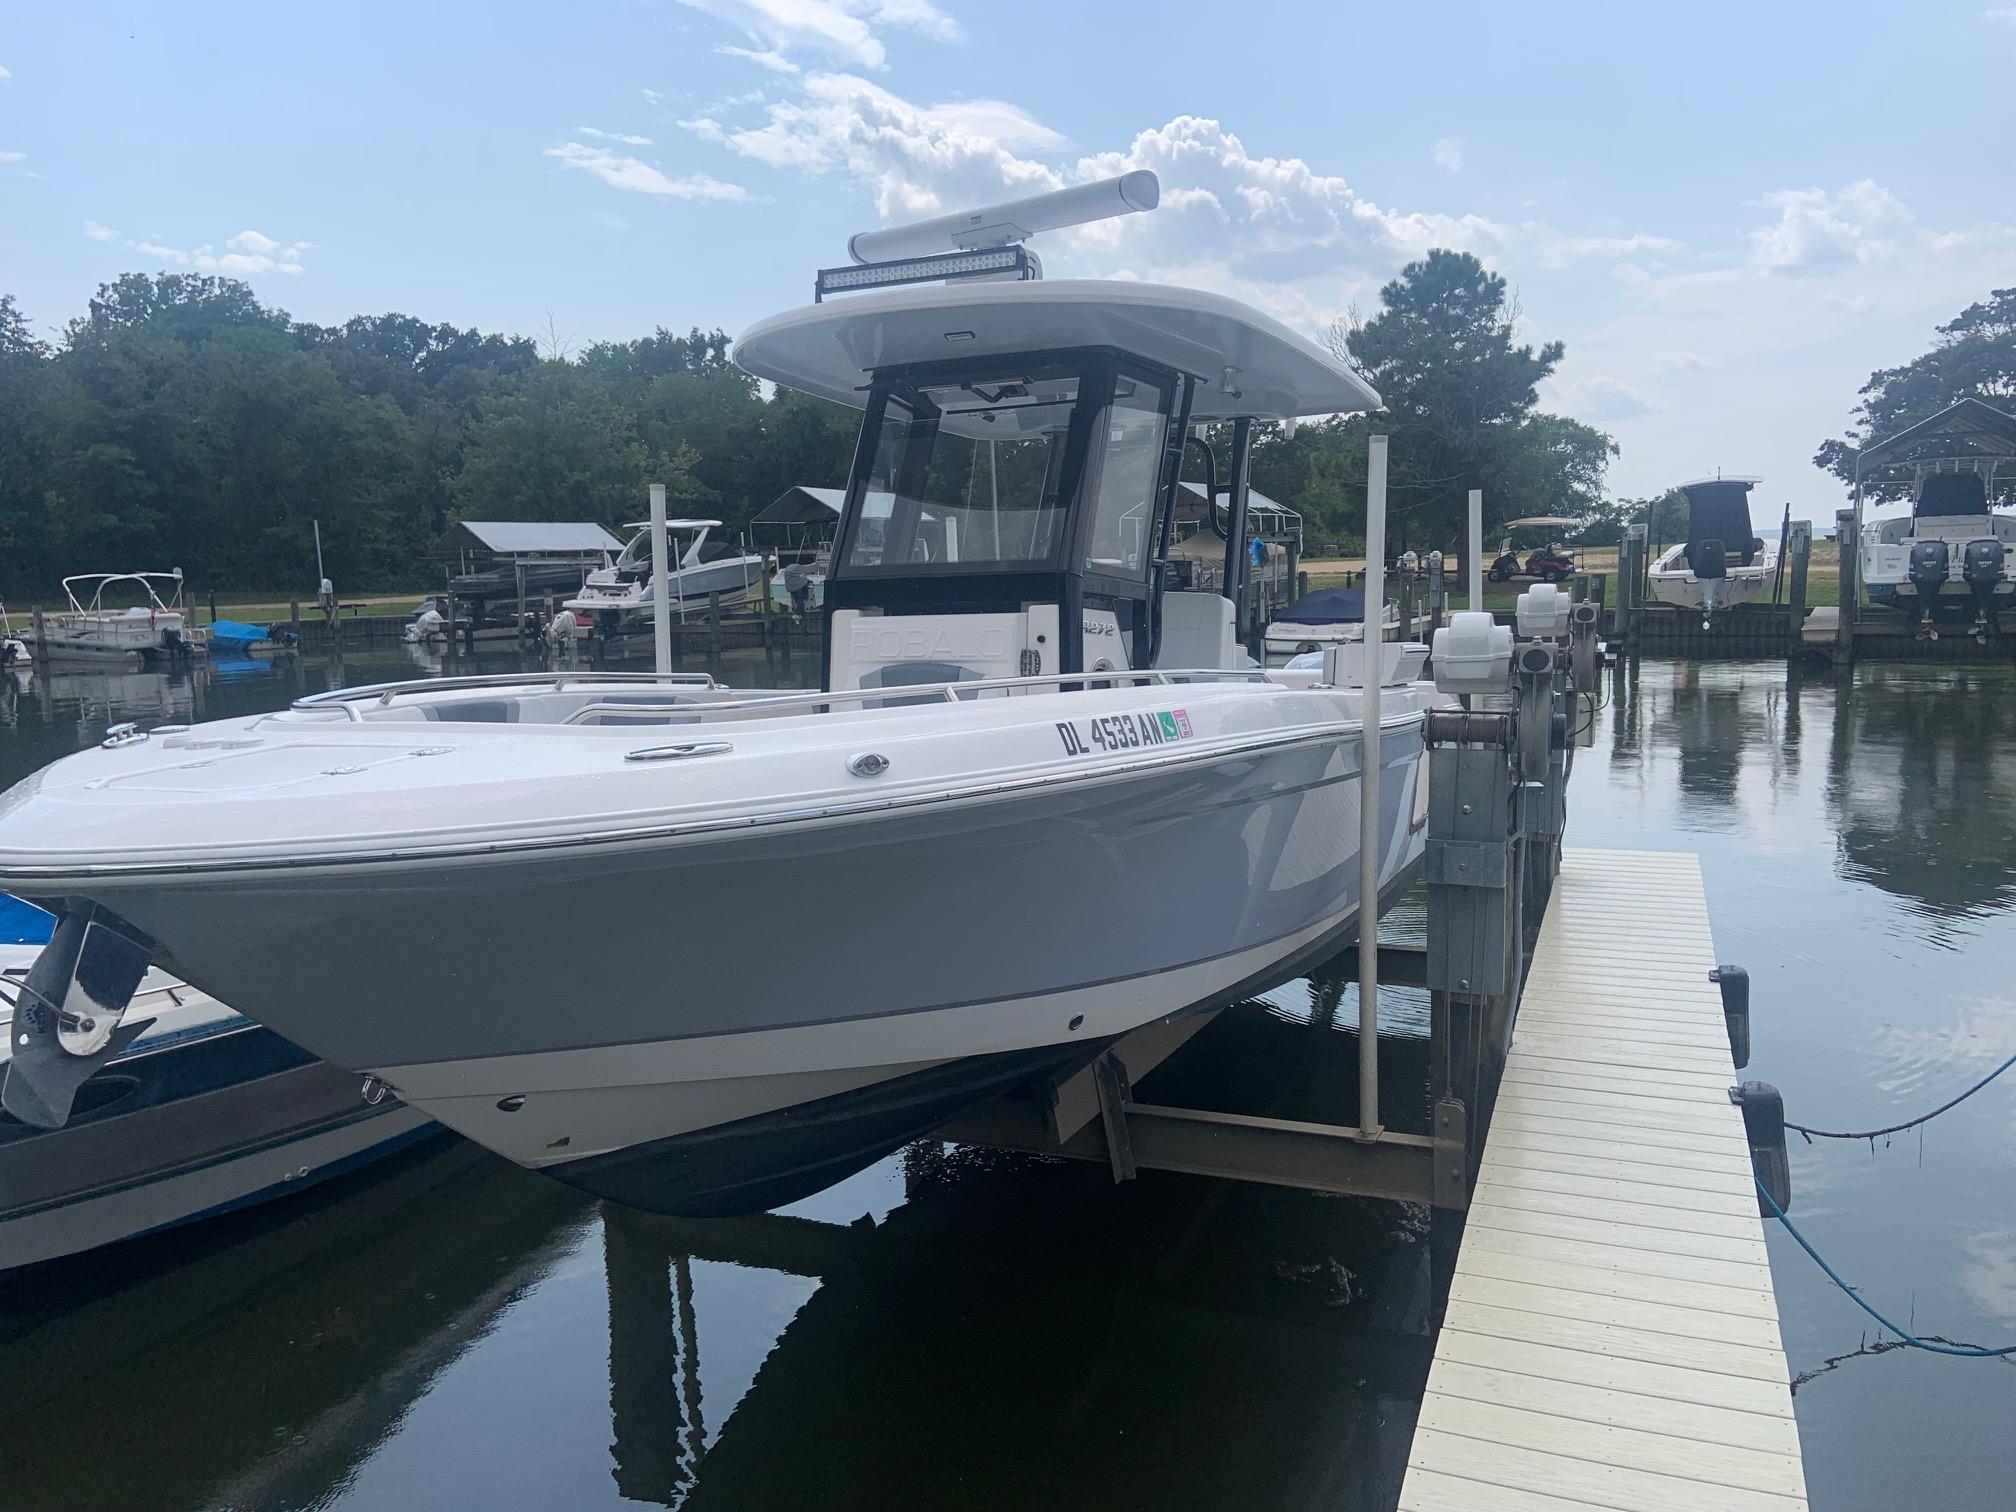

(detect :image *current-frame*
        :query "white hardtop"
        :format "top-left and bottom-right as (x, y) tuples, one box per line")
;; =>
(1675, 474), (1763, 489)
(734, 279), (1381, 423)
(620, 519), (722, 531)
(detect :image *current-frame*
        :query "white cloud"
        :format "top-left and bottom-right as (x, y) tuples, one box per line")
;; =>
(578, 125), (655, 146)
(593, 210), (632, 231)
(543, 140), (749, 200)
(125, 227), (311, 275)
(82, 219), (120, 241)
(642, 87), (666, 106)
(674, 0), (960, 71)
(1530, 230), (1680, 269)
(1984, 6), (2016, 23)
(1554, 374), (1651, 421)
(1553, 180), (2016, 508)
(0, 65), (11, 81)
(1433, 136), (1464, 174)
(0, 150), (24, 164)
(1748, 179), (1913, 273)
(718, 44), (801, 74)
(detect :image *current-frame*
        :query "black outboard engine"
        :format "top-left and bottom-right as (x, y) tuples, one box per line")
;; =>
(1908, 539), (1951, 636)
(1963, 538), (2007, 637)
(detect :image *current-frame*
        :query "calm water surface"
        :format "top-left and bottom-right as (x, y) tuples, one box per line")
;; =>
(0, 646), (2010, 1511)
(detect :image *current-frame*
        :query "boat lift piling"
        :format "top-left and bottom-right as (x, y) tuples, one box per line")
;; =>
(649, 483), (673, 676)
(1467, 489), (1485, 610)
(1358, 433), (1388, 1141)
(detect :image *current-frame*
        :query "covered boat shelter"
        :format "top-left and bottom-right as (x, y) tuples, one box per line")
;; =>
(1841, 398), (2016, 654)
(434, 520), (626, 576)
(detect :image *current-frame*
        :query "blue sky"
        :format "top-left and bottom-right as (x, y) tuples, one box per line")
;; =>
(4, 1), (2013, 516)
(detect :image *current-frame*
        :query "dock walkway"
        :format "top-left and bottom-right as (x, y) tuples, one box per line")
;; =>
(1401, 848), (1808, 1511)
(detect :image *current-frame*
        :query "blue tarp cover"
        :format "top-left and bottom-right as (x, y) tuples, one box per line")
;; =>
(0, 892), (53, 945)
(207, 619), (271, 646)
(1274, 587), (1367, 624)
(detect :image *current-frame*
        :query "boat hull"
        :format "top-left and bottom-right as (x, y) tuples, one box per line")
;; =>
(43, 724), (1427, 1216)
(0, 1022), (436, 1270)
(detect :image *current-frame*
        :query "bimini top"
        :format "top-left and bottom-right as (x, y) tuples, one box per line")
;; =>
(734, 279), (1381, 422)
(1675, 475), (1761, 492)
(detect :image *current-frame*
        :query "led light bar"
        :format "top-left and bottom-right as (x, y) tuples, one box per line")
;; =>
(815, 245), (1033, 303)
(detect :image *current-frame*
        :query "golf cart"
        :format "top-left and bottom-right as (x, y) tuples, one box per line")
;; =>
(1487, 516), (1578, 583)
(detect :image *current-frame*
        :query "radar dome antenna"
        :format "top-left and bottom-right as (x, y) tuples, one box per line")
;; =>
(847, 171), (1159, 266)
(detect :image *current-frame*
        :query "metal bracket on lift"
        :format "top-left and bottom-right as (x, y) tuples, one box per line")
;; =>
(1433, 1098), (1469, 1208)
(1092, 1053), (1137, 1183)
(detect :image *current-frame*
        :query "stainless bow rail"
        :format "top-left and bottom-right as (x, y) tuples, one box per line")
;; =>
(289, 667), (1268, 726)
(565, 667), (1270, 726)
(287, 671), (726, 723)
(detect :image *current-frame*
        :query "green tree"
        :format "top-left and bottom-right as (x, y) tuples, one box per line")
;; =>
(1815, 287), (2016, 500)
(1321, 249), (1617, 547)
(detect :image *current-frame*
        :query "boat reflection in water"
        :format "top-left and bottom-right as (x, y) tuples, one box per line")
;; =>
(1826, 665), (2016, 922)
(0, 985), (1433, 1512)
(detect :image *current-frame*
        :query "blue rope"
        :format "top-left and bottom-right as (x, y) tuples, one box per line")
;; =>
(1756, 1180), (2016, 1358)
(1786, 1047), (2016, 1142)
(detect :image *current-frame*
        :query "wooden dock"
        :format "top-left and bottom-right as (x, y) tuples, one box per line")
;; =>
(1401, 848), (1808, 1512)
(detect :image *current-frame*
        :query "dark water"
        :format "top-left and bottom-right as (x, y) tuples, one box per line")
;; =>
(0, 648), (2011, 1512)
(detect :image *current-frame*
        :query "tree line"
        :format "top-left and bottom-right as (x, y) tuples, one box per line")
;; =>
(0, 251), (1622, 596)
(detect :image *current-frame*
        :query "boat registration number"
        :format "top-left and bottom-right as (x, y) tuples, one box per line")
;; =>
(1056, 709), (1193, 755)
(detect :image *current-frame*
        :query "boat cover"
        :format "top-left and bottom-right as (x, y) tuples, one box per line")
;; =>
(1273, 587), (1367, 624)
(1680, 481), (1760, 566)
(206, 619), (271, 647)
(1914, 472), (1990, 517)
(0, 893), (53, 945)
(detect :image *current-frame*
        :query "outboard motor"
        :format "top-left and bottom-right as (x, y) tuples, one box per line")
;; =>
(1908, 539), (1951, 636)
(1962, 538), (2007, 638)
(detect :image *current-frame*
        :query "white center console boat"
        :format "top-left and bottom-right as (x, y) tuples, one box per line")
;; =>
(0, 175), (1440, 1217)
(1646, 476), (1777, 628)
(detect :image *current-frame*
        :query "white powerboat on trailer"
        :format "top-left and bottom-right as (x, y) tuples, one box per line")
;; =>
(1646, 476), (1777, 627)
(563, 518), (765, 633)
(0, 173), (1441, 1219)
(35, 571), (208, 664)
(1853, 399), (2016, 640)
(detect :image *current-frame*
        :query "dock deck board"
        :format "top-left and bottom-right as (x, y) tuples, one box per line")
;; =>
(1401, 848), (1808, 1511)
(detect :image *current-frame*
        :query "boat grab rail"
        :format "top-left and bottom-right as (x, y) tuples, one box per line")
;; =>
(560, 667), (1270, 726)
(286, 671), (725, 723)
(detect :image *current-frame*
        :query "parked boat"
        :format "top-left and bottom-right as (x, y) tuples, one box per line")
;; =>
(0, 602), (29, 667)
(563, 519), (765, 633)
(35, 572), (209, 664)
(205, 619), (296, 654)
(1646, 476), (1778, 626)
(0, 896), (436, 1270)
(1855, 401), (2016, 639)
(0, 172), (1439, 1219)
(1262, 586), (1399, 663)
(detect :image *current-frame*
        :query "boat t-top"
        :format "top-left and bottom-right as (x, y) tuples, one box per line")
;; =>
(37, 571), (208, 664)
(1646, 476), (1777, 627)
(0, 173), (1441, 1219)
(563, 518), (765, 630)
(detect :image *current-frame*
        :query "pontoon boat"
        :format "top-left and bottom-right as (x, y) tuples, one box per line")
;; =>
(0, 174), (1439, 1218)
(35, 572), (208, 664)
